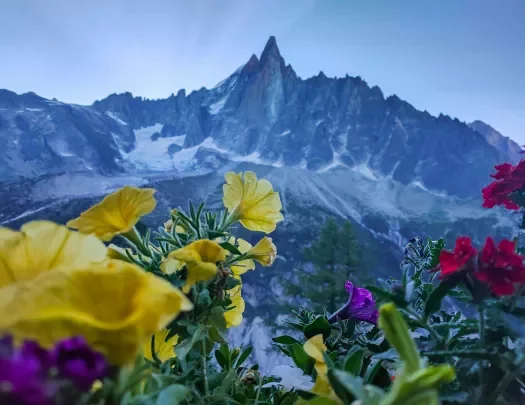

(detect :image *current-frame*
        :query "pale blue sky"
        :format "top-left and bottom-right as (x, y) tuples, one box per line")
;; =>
(0, 0), (523, 142)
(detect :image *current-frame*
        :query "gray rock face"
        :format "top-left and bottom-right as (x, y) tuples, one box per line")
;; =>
(469, 120), (522, 164)
(0, 38), (513, 201)
(0, 90), (135, 179)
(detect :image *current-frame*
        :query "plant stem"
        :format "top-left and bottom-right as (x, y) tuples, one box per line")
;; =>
(406, 308), (443, 345)
(486, 369), (515, 404)
(122, 227), (151, 257)
(478, 305), (486, 397)
(201, 339), (210, 396)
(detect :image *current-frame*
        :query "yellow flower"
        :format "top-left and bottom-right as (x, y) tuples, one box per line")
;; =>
(91, 380), (103, 393)
(228, 236), (277, 276)
(167, 239), (227, 293)
(229, 237), (255, 276)
(66, 186), (157, 241)
(0, 260), (193, 365)
(247, 237), (277, 267)
(304, 335), (340, 402)
(224, 285), (245, 328)
(143, 328), (179, 363)
(0, 221), (107, 289)
(223, 171), (283, 233)
(160, 256), (184, 275)
(304, 334), (328, 377)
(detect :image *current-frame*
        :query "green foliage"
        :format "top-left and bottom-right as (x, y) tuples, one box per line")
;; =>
(80, 188), (525, 405)
(282, 219), (368, 313)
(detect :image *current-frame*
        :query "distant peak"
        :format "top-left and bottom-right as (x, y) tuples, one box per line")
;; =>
(241, 54), (260, 74)
(260, 35), (283, 65)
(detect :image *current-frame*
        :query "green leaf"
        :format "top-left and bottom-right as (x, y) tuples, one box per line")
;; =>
(371, 348), (398, 362)
(300, 398), (340, 405)
(364, 360), (384, 384)
(284, 320), (305, 332)
(174, 324), (208, 360)
(329, 369), (365, 399)
(224, 275), (242, 290)
(424, 280), (454, 320)
(214, 370), (238, 395)
(289, 343), (312, 372)
(343, 347), (364, 376)
(427, 238), (445, 269)
(235, 347), (253, 368)
(156, 384), (190, 405)
(421, 348), (499, 361)
(220, 242), (243, 255)
(303, 316), (331, 340)
(365, 285), (408, 307)
(215, 349), (229, 370)
(209, 326), (228, 344)
(272, 336), (301, 346)
(295, 390), (317, 400)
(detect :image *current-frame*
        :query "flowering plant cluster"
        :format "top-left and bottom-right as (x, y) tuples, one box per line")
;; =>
(1, 160), (525, 405)
(0, 335), (107, 404)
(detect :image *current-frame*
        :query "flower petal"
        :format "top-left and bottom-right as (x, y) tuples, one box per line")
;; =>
(0, 260), (192, 365)
(67, 187), (156, 241)
(222, 172), (283, 234)
(0, 221), (107, 289)
(247, 237), (277, 267)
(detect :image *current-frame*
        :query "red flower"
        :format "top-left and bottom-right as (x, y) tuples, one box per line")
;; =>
(476, 237), (525, 296)
(491, 163), (514, 180)
(482, 182), (520, 210)
(482, 160), (525, 210)
(438, 236), (477, 277)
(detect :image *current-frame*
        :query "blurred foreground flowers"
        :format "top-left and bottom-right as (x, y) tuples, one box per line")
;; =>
(2, 163), (525, 404)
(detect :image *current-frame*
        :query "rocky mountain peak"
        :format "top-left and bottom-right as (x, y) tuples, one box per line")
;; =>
(469, 120), (522, 163)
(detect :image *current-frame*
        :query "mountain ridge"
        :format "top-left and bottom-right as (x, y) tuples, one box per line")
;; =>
(0, 36), (517, 200)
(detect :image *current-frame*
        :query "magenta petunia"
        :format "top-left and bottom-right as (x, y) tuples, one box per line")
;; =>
(51, 336), (107, 391)
(328, 281), (378, 325)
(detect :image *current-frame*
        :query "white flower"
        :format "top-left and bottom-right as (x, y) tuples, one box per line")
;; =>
(262, 365), (314, 392)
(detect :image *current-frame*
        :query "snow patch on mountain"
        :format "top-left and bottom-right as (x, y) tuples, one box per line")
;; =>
(209, 97), (227, 114)
(106, 111), (128, 125)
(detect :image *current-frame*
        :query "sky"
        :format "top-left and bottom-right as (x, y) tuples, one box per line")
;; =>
(0, 0), (524, 142)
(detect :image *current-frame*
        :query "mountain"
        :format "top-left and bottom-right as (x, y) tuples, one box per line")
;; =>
(0, 36), (513, 200)
(469, 120), (522, 163)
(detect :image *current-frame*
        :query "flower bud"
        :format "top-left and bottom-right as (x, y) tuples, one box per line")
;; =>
(164, 219), (174, 233)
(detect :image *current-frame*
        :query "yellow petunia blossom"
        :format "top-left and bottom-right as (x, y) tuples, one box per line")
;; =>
(167, 239), (227, 293)
(304, 334), (328, 377)
(160, 256), (184, 275)
(0, 221), (107, 289)
(143, 328), (179, 363)
(0, 260), (193, 365)
(247, 236), (277, 267)
(304, 335), (341, 403)
(228, 237), (255, 276)
(222, 171), (284, 234)
(224, 285), (246, 328)
(66, 186), (157, 242)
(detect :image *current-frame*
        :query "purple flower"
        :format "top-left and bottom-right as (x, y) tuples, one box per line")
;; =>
(51, 336), (107, 391)
(328, 281), (379, 325)
(0, 335), (14, 358)
(0, 357), (54, 405)
(14, 341), (52, 376)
